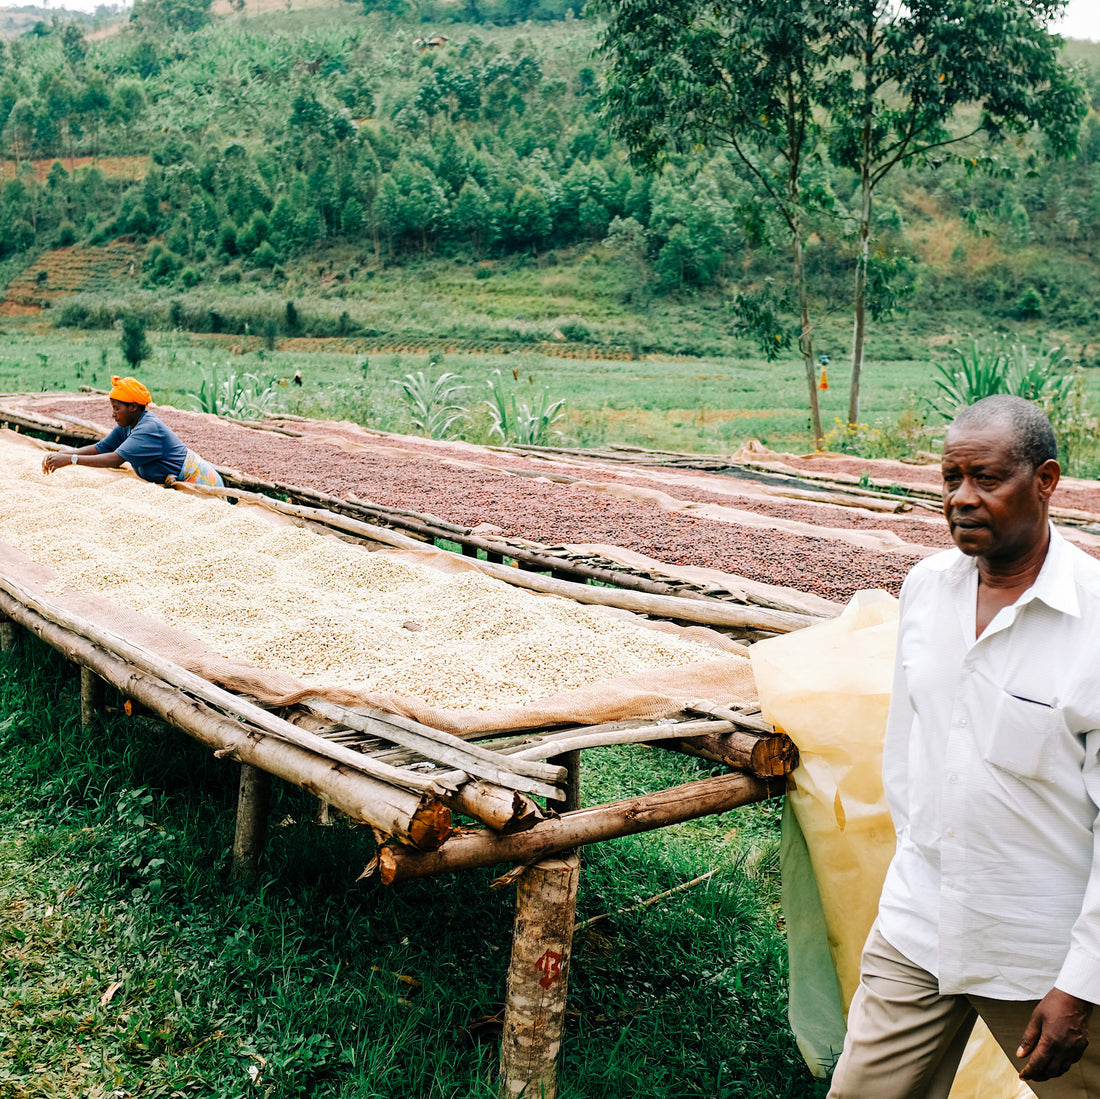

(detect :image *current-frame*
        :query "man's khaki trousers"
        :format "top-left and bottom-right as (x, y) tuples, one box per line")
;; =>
(828, 925), (1100, 1098)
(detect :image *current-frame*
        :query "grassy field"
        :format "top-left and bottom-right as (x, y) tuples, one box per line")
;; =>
(0, 637), (822, 1099)
(0, 314), (1071, 459)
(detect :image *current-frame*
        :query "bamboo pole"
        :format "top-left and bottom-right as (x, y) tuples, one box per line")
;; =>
(231, 763), (272, 885)
(0, 588), (451, 850)
(378, 773), (785, 883)
(304, 699), (566, 798)
(80, 666), (104, 730)
(498, 852), (580, 1099)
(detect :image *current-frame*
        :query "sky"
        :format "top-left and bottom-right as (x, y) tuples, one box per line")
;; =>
(38, 0), (1100, 39)
(1052, 0), (1100, 42)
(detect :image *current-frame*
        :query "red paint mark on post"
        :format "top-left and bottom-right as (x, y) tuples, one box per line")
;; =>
(534, 949), (563, 988)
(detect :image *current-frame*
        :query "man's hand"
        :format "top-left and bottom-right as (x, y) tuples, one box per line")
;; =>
(1016, 987), (1093, 1081)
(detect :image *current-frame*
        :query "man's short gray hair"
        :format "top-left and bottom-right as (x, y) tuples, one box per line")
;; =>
(952, 395), (1057, 470)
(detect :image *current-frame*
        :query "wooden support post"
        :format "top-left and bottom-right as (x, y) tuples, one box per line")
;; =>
(0, 613), (17, 653)
(231, 763), (272, 885)
(80, 666), (104, 730)
(499, 852), (580, 1099)
(545, 750), (580, 814)
(486, 551), (505, 564)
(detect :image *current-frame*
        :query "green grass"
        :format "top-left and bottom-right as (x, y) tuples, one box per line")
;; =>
(0, 636), (823, 1099)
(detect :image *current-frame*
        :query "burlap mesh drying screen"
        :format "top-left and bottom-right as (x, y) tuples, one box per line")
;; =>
(1, 431), (756, 737)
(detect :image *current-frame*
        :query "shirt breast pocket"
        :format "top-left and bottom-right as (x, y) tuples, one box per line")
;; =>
(984, 691), (1065, 784)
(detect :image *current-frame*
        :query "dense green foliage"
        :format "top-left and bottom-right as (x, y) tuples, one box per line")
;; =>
(0, 7), (1097, 353)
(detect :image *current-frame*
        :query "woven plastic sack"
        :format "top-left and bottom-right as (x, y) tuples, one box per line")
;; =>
(751, 591), (1033, 1097)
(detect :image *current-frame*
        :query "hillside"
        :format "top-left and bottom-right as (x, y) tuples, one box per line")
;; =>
(0, 4), (1097, 365)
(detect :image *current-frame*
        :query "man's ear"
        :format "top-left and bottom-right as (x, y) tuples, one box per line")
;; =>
(1036, 458), (1061, 501)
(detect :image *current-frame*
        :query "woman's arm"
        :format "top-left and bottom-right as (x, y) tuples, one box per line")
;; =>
(42, 447), (125, 474)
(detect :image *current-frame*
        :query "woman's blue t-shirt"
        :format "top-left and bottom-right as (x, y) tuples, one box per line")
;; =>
(95, 411), (188, 483)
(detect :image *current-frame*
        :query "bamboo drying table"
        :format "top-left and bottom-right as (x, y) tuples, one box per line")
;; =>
(0, 401), (811, 1097)
(0, 574), (793, 1099)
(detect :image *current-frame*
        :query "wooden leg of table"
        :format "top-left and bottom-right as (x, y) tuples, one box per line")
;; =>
(0, 614), (18, 653)
(498, 851), (580, 1099)
(546, 750), (580, 814)
(231, 763), (272, 885)
(80, 667), (104, 731)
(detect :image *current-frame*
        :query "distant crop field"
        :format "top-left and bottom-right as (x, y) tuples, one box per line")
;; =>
(0, 156), (149, 182)
(1, 243), (144, 312)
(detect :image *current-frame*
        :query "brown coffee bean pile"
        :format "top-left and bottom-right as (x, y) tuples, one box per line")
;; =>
(44, 397), (1096, 603)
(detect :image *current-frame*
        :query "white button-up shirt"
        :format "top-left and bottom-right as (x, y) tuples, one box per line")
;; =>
(877, 526), (1100, 1003)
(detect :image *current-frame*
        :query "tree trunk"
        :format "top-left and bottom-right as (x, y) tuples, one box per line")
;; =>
(849, 168), (873, 427)
(849, 31), (876, 428)
(498, 853), (580, 1099)
(793, 226), (824, 448)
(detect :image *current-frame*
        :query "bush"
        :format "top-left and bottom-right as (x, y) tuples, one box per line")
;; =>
(252, 240), (279, 269)
(1012, 286), (1044, 320)
(57, 220), (76, 247)
(119, 313), (152, 369)
(180, 266), (201, 288)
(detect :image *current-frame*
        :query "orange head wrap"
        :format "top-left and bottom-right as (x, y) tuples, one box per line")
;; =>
(109, 376), (152, 405)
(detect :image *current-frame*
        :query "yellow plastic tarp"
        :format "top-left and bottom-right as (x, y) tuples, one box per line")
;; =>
(751, 591), (1034, 1098)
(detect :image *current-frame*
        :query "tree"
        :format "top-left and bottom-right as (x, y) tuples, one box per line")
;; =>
(129, 0), (213, 33)
(120, 314), (151, 369)
(826, 0), (1088, 425)
(60, 23), (87, 71)
(596, 0), (835, 445)
(509, 183), (551, 252)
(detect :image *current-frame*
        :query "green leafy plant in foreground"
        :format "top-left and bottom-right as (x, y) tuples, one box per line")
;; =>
(929, 339), (1076, 420)
(485, 369), (567, 445)
(392, 370), (470, 439)
(187, 365), (280, 420)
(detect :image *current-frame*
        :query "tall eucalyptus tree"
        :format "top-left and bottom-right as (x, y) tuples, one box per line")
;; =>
(827, 0), (1087, 424)
(596, 0), (839, 445)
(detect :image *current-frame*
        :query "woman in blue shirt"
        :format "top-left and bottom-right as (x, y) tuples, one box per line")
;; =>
(42, 375), (223, 486)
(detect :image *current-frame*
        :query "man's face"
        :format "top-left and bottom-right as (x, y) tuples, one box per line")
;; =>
(941, 423), (1058, 562)
(110, 398), (142, 428)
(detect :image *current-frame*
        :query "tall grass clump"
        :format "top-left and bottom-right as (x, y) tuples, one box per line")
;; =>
(392, 370), (469, 438)
(485, 369), (567, 445)
(188, 365), (280, 419)
(929, 339), (1076, 418)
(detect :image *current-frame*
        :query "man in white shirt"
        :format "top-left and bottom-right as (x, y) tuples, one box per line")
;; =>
(828, 395), (1100, 1097)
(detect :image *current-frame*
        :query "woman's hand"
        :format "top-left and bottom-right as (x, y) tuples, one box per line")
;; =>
(42, 452), (72, 475)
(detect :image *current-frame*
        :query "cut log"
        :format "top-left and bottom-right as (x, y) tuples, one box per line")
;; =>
(0, 587), (451, 850)
(498, 853), (580, 1099)
(651, 728), (798, 777)
(445, 782), (547, 834)
(379, 773), (785, 883)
